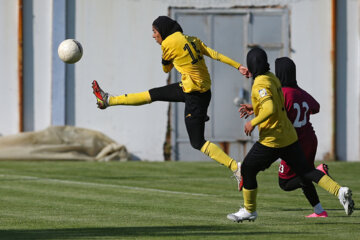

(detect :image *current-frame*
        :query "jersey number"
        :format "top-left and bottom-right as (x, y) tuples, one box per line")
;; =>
(293, 101), (309, 128)
(279, 164), (284, 173)
(184, 42), (203, 64)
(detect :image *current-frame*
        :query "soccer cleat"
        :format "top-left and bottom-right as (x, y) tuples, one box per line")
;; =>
(227, 207), (257, 223)
(338, 187), (355, 216)
(233, 162), (243, 191)
(92, 80), (109, 109)
(316, 163), (330, 177)
(306, 211), (328, 218)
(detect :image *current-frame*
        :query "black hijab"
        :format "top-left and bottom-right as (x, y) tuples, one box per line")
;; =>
(152, 16), (183, 40)
(246, 47), (270, 79)
(275, 57), (298, 88)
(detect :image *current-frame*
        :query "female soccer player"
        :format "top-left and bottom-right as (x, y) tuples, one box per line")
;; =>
(227, 47), (354, 222)
(92, 16), (250, 188)
(276, 57), (328, 218)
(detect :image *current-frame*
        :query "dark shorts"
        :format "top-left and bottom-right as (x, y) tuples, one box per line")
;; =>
(149, 83), (211, 149)
(279, 133), (318, 179)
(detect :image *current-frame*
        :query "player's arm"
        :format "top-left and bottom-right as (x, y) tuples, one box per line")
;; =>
(162, 59), (174, 73)
(199, 40), (250, 77)
(244, 85), (274, 135)
(199, 40), (241, 69)
(244, 99), (274, 136)
(161, 43), (174, 73)
(250, 99), (274, 126)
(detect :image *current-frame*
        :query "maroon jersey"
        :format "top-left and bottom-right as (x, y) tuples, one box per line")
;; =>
(279, 87), (320, 179)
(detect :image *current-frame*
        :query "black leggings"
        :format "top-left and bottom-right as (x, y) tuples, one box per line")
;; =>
(279, 177), (320, 207)
(149, 83), (211, 150)
(241, 141), (325, 190)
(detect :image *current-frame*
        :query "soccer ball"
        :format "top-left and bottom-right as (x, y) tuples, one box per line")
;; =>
(58, 39), (83, 64)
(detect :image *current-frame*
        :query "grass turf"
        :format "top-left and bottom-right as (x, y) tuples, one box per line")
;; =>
(0, 161), (358, 240)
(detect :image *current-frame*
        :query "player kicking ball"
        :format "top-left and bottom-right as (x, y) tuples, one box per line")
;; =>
(92, 16), (251, 189)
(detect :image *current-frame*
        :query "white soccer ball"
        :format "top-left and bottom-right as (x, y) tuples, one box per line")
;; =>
(58, 39), (83, 64)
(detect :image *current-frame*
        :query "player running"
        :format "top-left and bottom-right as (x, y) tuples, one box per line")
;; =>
(275, 57), (329, 218)
(227, 47), (355, 223)
(92, 16), (250, 189)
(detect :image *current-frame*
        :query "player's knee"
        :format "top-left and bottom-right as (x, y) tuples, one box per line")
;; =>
(190, 140), (204, 150)
(300, 180), (313, 189)
(148, 89), (157, 102)
(279, 180), (285, 190)
(240, 161), (255, 176)
(279, 183), (292, 191)
(279, 178), (292, 191)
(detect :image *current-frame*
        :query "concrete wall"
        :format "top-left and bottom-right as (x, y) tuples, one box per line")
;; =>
(1, 0), (359, 161)
(288, 0), (333, 160)
(337, 0), (360, 161)
(74, 0), (170, 160)
(24, 0), (52, 131)
(0, 0), (18, 135)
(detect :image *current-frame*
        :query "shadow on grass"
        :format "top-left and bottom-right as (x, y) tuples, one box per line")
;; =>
(0, 225), (309, 239)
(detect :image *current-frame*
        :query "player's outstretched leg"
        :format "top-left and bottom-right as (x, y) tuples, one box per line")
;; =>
(92, 80), (109, 109)
(200, 141), (241, 190)
(317, 175), (355, 216)
(92, 80), (152, 108)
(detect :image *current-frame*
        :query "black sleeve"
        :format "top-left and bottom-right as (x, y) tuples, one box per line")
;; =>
(162, 58), (172, 65)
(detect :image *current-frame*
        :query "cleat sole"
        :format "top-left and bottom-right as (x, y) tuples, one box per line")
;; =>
(344, 189), (355, 216)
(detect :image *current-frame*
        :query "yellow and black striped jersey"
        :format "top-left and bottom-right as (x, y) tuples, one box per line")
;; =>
(251, 72), (298, 148)
(161, 32), (241, 93)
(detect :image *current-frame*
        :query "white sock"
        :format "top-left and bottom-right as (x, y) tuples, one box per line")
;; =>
(314, 203), (325, 214)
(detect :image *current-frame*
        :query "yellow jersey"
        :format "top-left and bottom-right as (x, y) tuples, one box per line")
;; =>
(251, 72), (298, 148)
(161, 32), (241, 93)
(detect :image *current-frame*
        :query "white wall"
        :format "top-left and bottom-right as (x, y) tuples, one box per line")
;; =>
(290, 0), (333, 160)
(344, 0), (360, 161)
(1, 0), (358, 161)
(75, 0), (170, 160)
(32, 0), (52, 130)
(0, 0), (18, 136)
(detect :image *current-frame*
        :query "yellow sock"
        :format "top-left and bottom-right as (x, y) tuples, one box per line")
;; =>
(109, 91), (151, 106)
(230, 160), (238, 172)
(243, 188), (257, 213)
(317, 175), (341, 196)
(200, 141), (237, 170)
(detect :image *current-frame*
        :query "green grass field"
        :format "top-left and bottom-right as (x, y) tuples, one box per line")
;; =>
(0, 161), (358, 240)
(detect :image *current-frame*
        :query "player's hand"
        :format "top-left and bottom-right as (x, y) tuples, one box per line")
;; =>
(238, 66), (252, 78)
(244, 121), (254, 136)
(238, 104), (254, 119)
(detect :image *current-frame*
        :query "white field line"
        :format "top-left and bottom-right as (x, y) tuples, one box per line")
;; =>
(0, 174), (212, 197)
